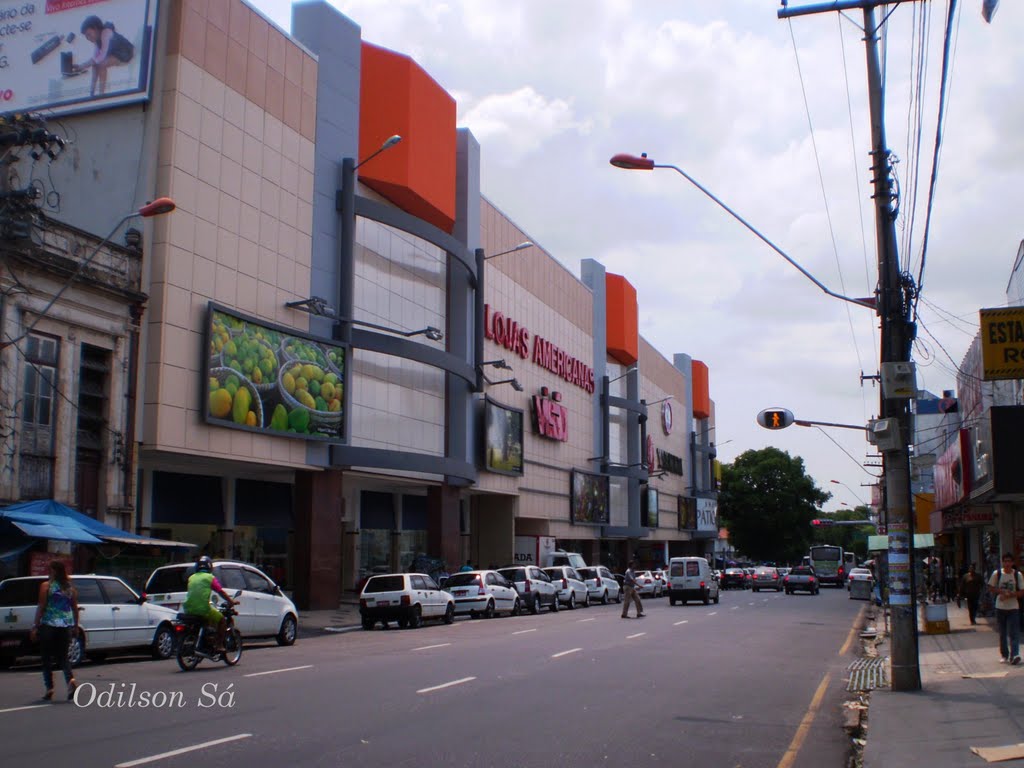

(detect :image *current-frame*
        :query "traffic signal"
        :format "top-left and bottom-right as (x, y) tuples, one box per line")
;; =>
(756, 407), (794, 430)
(811, 519), (834, 526)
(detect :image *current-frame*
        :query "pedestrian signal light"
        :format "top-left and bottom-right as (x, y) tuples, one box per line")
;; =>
(756, 408), (794, 430)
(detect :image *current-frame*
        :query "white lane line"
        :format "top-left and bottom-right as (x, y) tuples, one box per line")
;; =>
(708, 611), (718, 616)
(411, 643), (451, 651)
(512, 628), (537, 635)
(551, 648), (583, 658)
(416, 676), (476, 694)
(749, 602), (756, 606)
(673, 620), (689, 626)
(577, 618), (596, 623)
(627, 632), (646, 639)
(115, 734), (252, 767)
(731, 606), (740, 610)
(0, 704), (50, 714)
(243, 665), (313, 678)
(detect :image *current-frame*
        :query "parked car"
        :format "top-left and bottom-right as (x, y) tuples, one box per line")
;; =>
(847, 567), (874, 591)
(752, 567), (783, 592)
(145, 560), (299, 646)
(634, 570), (662, 598)
(577, 566), (622, 604)
(542, 566), (590, 609)
(444, 570), (521, 618)
(651, 569), (669, 595)
(0, 575), (178, 668)
(777, 567), (792, 578)
(720, 568), (748, 590)
(784, 567), (820, 595)
(668, 557), (720, 606)
(359, 573), (455, 629)
(497, 566), (558, 614)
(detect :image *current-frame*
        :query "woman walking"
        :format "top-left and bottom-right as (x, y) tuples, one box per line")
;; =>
(30, 561), (80, 700)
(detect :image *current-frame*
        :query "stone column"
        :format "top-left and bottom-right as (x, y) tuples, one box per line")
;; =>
(294, 469), (344, 610)
(428, 484), (461, 574)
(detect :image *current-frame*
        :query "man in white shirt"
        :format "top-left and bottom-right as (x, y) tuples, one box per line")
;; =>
(987, 553), (1023, 664)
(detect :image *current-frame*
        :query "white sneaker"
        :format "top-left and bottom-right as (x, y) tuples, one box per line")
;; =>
(1001, 657), (1010, 663)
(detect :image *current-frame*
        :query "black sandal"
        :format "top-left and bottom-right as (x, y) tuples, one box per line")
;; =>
(66, 679), (77, 701)
(42, 689), (54, 701)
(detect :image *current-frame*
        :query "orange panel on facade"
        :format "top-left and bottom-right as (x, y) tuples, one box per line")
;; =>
(915, 492), (935, 534)
(692, 360), (711, 419)
(605, 273), (638, 365)
(359, 42), (456, 233)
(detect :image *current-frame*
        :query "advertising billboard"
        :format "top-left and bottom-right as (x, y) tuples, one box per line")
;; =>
(678, 496), (697, 531)
(570, 470), (609, 525)
(8, 0), (158, 116)
(643, 487), (659, 528)
(203, 304), (346, 442)
(483, 398), (524, 476)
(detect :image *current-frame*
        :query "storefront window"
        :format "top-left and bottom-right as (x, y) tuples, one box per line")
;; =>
(360, 491), (395, 580)
(399, 495), (428, 572)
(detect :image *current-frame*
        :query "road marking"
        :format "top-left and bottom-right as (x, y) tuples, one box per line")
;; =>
(839, 604), (868, 656)
(708, 611), (718, 616)
(115, 734), (252, 767)
(0, 704), (49, 714)
(731, 606), (740, 610)
(577, 618), (596, 623)
(551, 648), (582, 658)
(416, 676), (476, 694)
(243, 665), (313, 678)
(411, 643), (451, 651)
(776, 673), (831, 768)
(626, 632), (646, 639)
(749, 602), (756, 606)
(673, 620), (689, 626)
(512, 628), (537, 635)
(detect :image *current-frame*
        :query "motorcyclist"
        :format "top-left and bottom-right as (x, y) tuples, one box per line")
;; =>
(182, 556), (237, 653)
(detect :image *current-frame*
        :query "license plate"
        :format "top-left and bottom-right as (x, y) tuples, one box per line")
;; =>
(454, 590), (467, 596)
(1, 638), (18, 647)
(377, 601), (390, 607)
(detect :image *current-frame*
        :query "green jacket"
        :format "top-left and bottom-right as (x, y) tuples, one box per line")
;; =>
(183, 572), (215, 614)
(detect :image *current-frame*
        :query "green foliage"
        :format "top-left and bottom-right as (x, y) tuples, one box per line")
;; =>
(719, 447), (830, 564)
(812, 506), (874, 560)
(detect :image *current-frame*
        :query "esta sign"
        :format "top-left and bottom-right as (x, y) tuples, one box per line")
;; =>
(484, 304), (595, 393)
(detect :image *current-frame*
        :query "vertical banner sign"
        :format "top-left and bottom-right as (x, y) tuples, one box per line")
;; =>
(887, 525), (911, 606)
(6, 0), (158, 115)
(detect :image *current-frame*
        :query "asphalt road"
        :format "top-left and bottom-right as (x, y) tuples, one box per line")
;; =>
(0, 585), (865, 768)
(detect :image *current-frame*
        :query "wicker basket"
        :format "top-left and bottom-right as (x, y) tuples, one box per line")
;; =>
(209, 366), (264, 428)
(277, 360), (342, 435)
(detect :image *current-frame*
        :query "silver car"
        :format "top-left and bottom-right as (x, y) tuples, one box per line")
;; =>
(577, 566), (622, 604)
(752, 567), (783, 592)
(542, 566), (590, 609)
(497, 566), (558, 614)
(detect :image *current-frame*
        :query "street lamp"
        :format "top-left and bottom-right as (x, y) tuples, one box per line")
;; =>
(284, 297), (443, 341)
(1, 197), (176, 350)
(608, 153), (876, 310)
(831, 479), (867, 506)
(484, 241), (533, 261)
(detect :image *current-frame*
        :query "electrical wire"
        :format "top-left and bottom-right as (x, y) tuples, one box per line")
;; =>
(811, 425), (882, 478)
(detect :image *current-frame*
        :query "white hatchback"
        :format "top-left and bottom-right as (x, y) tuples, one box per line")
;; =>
(444, 570), (521, 618)
(360, 573), (455, 629)
(542, 566), (590, 609)
(145, 561), (299, 646)
(577, 566), (622, 604)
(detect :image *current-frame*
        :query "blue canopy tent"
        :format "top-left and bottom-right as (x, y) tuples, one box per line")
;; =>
(0, 500), (195, 549)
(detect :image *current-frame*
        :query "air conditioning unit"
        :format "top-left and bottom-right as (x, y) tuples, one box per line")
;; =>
(871, 418), (903, 452)
(881, 362), (917, 399)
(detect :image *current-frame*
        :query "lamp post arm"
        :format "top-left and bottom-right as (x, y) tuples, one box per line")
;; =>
(655, 163), (875, 311)
(794, 419), (867, 431)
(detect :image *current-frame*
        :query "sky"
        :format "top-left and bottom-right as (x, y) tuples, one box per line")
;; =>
(250, 0), (1022, 512)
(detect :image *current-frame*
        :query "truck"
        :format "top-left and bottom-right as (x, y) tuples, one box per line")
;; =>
(513, 538), (586, 570)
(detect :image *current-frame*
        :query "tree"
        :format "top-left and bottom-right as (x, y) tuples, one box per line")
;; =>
(719, 447), (830, 564)
(812, 506), (874, 560)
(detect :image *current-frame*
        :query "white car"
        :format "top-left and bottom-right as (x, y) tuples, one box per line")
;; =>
(577, 566), (622, 604)
(497, 566), (559, 614)
(847, 567), (874, 591)
(145, 560), (298, 646)
(542, 566), (590, 609)
(668, 557), (720, 605)
(0, 575), (178, 667)
(445, 570), (521, 617)
(360, 573), (455, 629)
(634, 570), (662, 598)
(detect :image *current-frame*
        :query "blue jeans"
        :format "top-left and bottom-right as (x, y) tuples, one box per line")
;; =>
(996, 609), (1020, 660)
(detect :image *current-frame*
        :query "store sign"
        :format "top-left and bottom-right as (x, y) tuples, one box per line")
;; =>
(532, 387), (568, 442)
(646, 435), (655, 470)
(697, 498), (718, 532)
(484, 304), (595, 393)
(980, 307), (1024, 380)
(9, 0), (159, 116)
(963, 508), (995, 526)
(662, 401), (673, 434)
(656, 449), (684, 476)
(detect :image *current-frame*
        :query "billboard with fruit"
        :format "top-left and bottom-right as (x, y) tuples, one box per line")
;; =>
(203, 304), (346, 441)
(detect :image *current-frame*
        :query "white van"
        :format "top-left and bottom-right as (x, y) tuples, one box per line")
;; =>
(542, 550), (587, 570)
(668, 556), (720, 606)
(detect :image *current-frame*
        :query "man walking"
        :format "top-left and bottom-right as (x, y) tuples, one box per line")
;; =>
(959, 563), (984, 625)
(621, 559), (645, 619)
(988, 553), (1023, 664)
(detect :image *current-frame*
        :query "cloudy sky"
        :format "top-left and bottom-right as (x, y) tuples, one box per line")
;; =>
(250, 0), (1021, 512)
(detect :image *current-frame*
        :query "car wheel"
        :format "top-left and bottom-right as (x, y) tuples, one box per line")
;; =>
(511, 598), (521, 617)
(276, 614), (298, 646)
(67, 634), (84, 667)
(531, 596), (542, 615)
(483, 600), (495, 619)
(583, 592), (591, 608)
(443, 603), (455, 624)
(550, 596), (559, 613)
(408, 605), (422, 629)
(615, 590), (622, 604)
(669, 596), (677, 606)
(152, 624), (176, 659)
(601, 590), (609, 605)
(713, 592), (720, 605)
(397, 618), (409, 629)
(567, 593), (576, 610)
(361, 618), (375, 631)
(703, 590), (710, 606)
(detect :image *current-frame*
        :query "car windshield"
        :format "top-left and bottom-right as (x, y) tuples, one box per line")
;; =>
(364, 576), (405, 593)
(446, 573), (481, 588)
(578, 568), (597, 579)
(144, 566), (193, 593)
(792, 568), (814, 576)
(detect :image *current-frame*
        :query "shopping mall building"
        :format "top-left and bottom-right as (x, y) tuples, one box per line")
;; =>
(0, 0), (720, 607)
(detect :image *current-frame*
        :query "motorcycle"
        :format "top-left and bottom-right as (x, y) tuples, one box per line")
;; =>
(174, 593), (243, 671)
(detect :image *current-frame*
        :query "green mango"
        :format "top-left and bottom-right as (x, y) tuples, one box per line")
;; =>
(288, 407), (310, 433)
(270, 404), (289, 431)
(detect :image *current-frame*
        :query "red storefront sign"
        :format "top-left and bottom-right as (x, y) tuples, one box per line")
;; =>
(532, 388), (568, 441)
(484, 304), (595, 393)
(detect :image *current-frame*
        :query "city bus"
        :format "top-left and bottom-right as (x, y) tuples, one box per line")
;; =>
(808, 545), (846, 587)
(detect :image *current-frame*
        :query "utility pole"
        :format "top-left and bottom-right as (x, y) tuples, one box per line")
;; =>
(779, 0), (923, 691)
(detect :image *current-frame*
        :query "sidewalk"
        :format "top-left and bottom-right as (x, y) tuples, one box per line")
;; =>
(864, 603), (1024, 767)
(297, 597), (362, 636)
